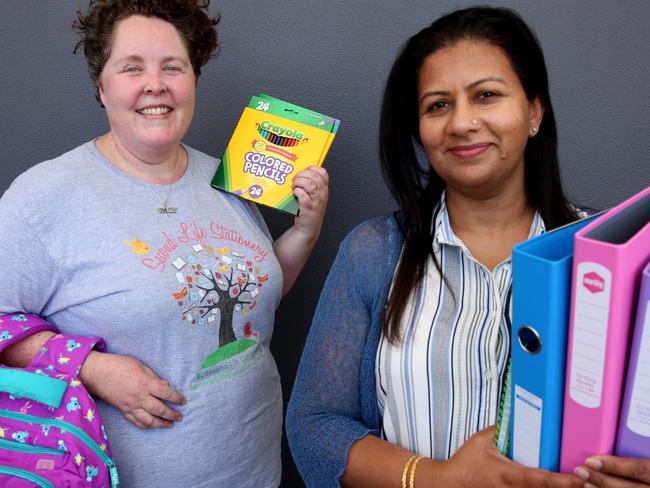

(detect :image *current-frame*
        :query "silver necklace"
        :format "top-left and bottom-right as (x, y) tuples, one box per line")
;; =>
(149, 185), (178, 216)
(111, 134), (182, 216)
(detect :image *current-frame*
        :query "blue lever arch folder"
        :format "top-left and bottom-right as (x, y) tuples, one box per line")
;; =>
(509, 214), (597, 470)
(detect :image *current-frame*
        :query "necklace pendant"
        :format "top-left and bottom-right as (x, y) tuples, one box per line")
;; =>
(156, 205), (178, 216)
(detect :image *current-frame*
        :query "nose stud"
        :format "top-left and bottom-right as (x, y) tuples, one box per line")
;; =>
(471, 119), (479, 126)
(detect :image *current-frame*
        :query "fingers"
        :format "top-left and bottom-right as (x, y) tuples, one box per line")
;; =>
(124, 412), (149, 429)
(141, 362), (186, 405)
(589, 456), (650, 484)
(123, 360), (185, 428)
(125, 409), (173, 430)
(149, 377), (187, 406)
(142, 372), (185, 424)
(504, 463), (582, 488)
(536, 470), (583, 488)
(574, 456), (650, 488)
(143, 396), (183, 422)
(293, 187), (315, 212)
(292, 165), (329, 190)
(292, 166), (329, 203)
(123, 387), (183, 429)
(577, 468), (647, 488)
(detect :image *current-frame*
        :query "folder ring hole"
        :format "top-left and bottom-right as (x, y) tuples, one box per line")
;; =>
(518, 325), (542, 354)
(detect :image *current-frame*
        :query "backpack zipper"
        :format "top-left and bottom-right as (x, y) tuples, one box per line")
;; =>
(0, 409), (119, 487)
(0, 438), (64, 456)
(0, 465), (54, 488)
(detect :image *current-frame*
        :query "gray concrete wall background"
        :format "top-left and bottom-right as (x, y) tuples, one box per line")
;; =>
(1, 2), (649, 486)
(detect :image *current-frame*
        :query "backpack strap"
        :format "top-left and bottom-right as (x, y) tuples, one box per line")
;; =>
(0, 312), (59, 353)
(30, 333), (107, 377)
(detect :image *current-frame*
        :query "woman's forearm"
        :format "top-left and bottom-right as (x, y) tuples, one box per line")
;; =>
(273, 226), (317, 296)
(0, 330), (56, 367)
(342, 434), (445, 488)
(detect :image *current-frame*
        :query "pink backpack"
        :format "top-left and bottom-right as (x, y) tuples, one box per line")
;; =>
(0, 313), (119, 487)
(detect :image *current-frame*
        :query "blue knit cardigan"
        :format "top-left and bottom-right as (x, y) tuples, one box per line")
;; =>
(286, 214), (404, 488)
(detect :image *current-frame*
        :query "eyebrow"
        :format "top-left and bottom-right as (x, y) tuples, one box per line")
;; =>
(467, 76), (506, 89)
(419, 76), (507, 104)
(113, 55), (190, 65)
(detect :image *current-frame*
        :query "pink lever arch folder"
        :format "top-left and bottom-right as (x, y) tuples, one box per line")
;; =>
(560, 186), (650, 473)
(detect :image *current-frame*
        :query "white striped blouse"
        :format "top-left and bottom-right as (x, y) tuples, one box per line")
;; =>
(375, 192), (545, 460)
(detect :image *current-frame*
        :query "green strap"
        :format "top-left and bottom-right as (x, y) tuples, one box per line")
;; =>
(0, 369), (67, 408)
(494, 359), (511, 456)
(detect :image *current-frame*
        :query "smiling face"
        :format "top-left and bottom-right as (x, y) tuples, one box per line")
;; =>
(417, 39), (543, 198)
(98, 15), (196, 157)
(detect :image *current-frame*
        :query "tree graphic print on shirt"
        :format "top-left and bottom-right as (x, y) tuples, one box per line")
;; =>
(175, 246), (268, 367)
(129, 220), (272, 373)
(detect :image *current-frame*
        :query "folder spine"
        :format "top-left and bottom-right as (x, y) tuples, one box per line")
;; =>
(510, 215), (595, 471)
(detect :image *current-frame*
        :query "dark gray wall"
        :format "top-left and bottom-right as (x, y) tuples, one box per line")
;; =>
(2, 2), (649, 486)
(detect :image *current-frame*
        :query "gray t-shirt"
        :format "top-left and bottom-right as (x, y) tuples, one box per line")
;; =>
(0, 141), (283, 487)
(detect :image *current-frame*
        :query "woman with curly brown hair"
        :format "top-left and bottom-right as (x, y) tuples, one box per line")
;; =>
(0, 1), (328, 486)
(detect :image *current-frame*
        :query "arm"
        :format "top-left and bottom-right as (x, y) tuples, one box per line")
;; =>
(79, 350), (186, 429)
(575, 456), (650, 487)
(273, 166), (329, 295)
(0, 330), (56, 366)
(1, 330), (186, 429)
(0, 321), (185, 429)
(344, 427), (582, 488)
(286, 221), (386, 488)
(342, 435), (444, 488)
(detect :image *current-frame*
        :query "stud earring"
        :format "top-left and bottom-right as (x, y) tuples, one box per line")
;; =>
(530, 126), (537, 134)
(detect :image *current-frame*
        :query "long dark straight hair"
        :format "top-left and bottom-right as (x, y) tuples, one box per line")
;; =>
(380, 6), (578, 342)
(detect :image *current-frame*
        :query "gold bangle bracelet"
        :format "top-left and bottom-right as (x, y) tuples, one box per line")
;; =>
(409, 455), (424, 488)
(401, 455), (418, 488)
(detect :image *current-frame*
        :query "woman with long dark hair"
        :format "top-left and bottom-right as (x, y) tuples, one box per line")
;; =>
(287, 6), (648, 488)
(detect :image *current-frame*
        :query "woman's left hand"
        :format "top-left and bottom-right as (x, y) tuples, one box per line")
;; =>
(291, 165), (329, 239)
(575, 455), (650, 487)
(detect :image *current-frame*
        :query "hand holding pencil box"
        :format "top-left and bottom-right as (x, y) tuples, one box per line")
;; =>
(212, 94), (340, 215)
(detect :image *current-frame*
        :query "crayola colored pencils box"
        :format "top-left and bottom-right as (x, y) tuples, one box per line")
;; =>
(212, 94), (340, 215)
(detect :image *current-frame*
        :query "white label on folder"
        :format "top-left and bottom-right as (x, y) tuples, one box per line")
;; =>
(627, 303), (650, 436)
(569, 262), (611, 408)
(513, 385), (543, 468)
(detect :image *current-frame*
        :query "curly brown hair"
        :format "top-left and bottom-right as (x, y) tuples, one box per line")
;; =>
(73, 0), (220, 104)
